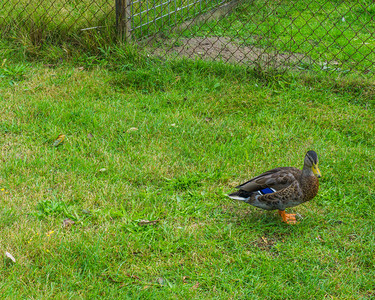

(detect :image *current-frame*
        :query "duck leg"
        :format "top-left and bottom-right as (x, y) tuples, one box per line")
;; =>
(278, 210), (297, 224)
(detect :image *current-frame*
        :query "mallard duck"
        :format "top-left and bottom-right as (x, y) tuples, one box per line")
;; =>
(228, 150), (321, 224)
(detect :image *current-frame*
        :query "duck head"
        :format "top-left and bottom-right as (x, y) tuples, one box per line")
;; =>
(304, 150), (321, 178)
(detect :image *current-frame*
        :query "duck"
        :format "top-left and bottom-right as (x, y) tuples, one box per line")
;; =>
(228, 150), (321, 224)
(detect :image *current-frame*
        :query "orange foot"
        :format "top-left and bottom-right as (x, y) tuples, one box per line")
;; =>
(278, 210), (298, 224)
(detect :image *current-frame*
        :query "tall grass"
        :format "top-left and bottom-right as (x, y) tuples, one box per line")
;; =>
(0, 0), (221, 55)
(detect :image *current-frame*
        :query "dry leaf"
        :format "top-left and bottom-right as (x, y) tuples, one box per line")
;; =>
(53, 134), (65, 147)
(296, 213), (303, 220)
(87, 133), (93, 140)
(5, 252), (16, 262)
(191, 282), (200, 290)
(183, 276), (189, 283)
(127, 127), (138, 132)
(63, 218), (75, 227)
(138, 219), (160, 226)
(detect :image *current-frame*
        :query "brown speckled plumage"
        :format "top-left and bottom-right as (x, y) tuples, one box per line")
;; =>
(228, 151), (321, 213)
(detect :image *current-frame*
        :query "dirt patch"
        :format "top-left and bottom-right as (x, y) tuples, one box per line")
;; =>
(154, 36), (307, 68)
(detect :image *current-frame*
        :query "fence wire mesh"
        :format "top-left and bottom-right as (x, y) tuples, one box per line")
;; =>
(1, 0), (374, 75)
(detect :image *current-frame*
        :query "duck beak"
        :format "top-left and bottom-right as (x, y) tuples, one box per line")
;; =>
(312, 164), (321, 178)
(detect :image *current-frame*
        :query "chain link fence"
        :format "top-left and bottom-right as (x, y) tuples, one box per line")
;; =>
(1, 0), (374, 75)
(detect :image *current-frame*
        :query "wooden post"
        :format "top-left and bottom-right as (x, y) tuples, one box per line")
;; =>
(116, 0), (131, 41)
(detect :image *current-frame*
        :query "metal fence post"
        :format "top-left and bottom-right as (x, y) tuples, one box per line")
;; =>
(116, 0), (131, 41)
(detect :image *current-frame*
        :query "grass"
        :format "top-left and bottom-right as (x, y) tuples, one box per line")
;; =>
(0, 43), (374, 298)
(185, 0), (375, 73)
(0, 0), (375, 297)
(2, 0), (375, 77)
(0, 0), (218, 51)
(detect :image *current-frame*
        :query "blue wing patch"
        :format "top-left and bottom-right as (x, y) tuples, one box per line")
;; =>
(259, 187), (276, 194)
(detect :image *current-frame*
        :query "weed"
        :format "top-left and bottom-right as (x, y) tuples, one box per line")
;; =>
(35, 200), (69, 219)
(0, 62), (28, 82)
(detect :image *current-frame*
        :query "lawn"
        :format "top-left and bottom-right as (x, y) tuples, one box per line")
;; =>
(0, 43), (374, 298)
(1, 0), (375, 297)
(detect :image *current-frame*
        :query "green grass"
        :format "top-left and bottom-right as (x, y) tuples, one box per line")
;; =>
(0, 44), (374, 298)
(0, 0), (219, 51)
(2, 0), (375, 77)
(185, 0), (375, 73)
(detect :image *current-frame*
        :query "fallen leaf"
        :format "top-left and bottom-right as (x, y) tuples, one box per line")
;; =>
(63, 218), (75, 227)
(99, 168), (107, 172)
(87, 133), (93, 140)
(53, 134), (65, 147)
(183, 276), (189, 283)
(138, 219), (160, 226)
(5, 252), (16, 263)
(296, 213), (303, 220)
(191, 282), (200, 290)
(127, 127), (138, 132)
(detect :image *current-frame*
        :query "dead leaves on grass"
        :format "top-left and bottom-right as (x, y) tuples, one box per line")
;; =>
(100, 272), (200, 291)
(62, 218), (75, 228)
(5, 251), (16, 263)
(53, 134), (65, 147)
(127, 127), (138, 132)
(138, 219), (160, 226)
(191, 282), (200, 290)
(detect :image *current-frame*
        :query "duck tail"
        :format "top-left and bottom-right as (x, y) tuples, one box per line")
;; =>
(227, 190), (251, 201)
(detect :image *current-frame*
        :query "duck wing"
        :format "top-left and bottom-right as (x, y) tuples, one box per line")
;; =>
(236, 167), (301, 192)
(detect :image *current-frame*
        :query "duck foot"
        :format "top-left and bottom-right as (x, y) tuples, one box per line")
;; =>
(278, 210), (298, 224)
